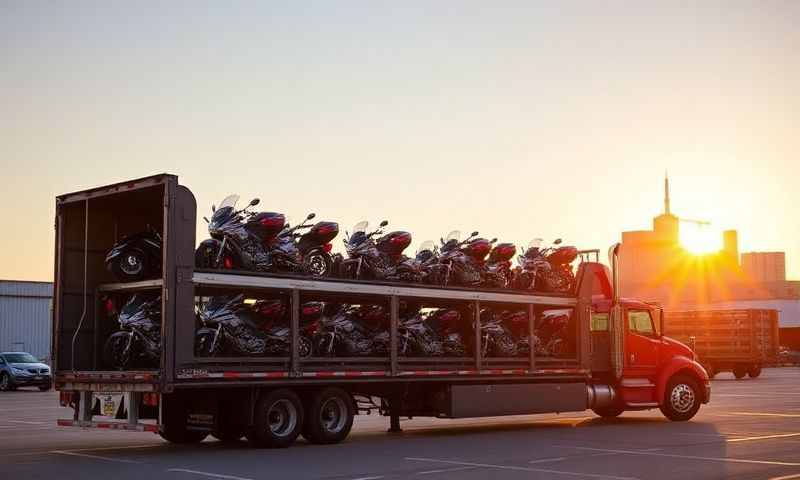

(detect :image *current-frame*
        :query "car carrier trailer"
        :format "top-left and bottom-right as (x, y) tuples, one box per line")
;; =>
(53, 174), (710, 448)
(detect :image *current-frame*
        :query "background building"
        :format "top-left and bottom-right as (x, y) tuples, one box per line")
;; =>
(742, 252), (786, 283)
(0, 280), (53, 362)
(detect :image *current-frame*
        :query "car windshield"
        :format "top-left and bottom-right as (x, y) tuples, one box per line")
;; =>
(416, 240), (435, 255)
(4, 353), (38, 363)
(218, 194), (240, 210)
(446, 230), (461, 242)
(352, 221), (369, 233)
(528, 238), (544, 250)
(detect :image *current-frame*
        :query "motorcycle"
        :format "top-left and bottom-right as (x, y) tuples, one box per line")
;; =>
(336, 220), (414, 281)
(103, 294), (162, 369)
(398, 310), (445, 357)
(267, 212), (340, 276)
(436, 231), (491, 287)
(504, 309), (537, 356)
(478, 309), (518, 357)
(512, 238), (578, 293)
(482, 242), (517, 289)
(195, 294), (313, 357)
(195, 194), (283, 271)
(314, 304), (388, 356)
(195, 195), (339, 277)
(414, 240), (449, 285)
(535, 309), (572, 357)
(105, 226), (162, 282)
(424, 308), (467, 356)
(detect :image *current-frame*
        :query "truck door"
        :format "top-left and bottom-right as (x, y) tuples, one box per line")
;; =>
(625, 309), (660, 375)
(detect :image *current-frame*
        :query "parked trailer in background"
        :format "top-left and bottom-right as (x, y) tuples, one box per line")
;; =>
(52, 174), (710, 448)
(664, 309), (779, 379)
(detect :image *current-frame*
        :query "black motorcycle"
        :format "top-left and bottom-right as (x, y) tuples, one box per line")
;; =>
(267, 213), (339, 277)
(195, 195), (338, 277)
(398, 311), (445, 357)
(195, 295), (312, 357)
(337, 220), (414, 281)
(482, 242), (517, 289)
(424, 308), (467, 356)
(103, 294), (162, 369)
(105, 227), (162, 282)
(436, 231), (490, 287)
(512, 238), (578, 293)
(314, 304), (388, 356)
(477, 309), (519, 357)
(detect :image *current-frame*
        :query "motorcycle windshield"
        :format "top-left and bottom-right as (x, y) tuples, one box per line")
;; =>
(528, 238), (544, 250)
(200, 295), (243, 326)
(218, 194), (239, 210)
(352, 221), (369, 234)
(446, 230), (461, 242)
(118, 294), (161, 330)
(416, 240), (435, 255)
(209, 206), (237, 234)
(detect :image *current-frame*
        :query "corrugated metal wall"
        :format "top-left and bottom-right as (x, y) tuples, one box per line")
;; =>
(0, 281), (53, 362)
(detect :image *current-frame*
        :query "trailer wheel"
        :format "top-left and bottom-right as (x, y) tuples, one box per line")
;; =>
(733, 366), (747, 379)
(159, 396), (208, 444)
(301, 388), (354, 445)
(212, 424), (245, 443)
(660, 374), (701, 422)
(748, 364), (762, 378)
(249, 389), (303, 448)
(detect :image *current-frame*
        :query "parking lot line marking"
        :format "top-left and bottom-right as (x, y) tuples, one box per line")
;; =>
(50, 450), (142, 464)
(728, 432), (800, 443)
(5, 420), (45, 425)
(166, 469), (254, 480)
(406, 457), (640, 479)
(557, 446), (800, 467)
(417, 466), (478, 475)
(725, 412), (800, 418)
(529, 457), (568, 464)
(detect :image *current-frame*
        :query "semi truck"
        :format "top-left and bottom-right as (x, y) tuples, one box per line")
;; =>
(664, 309), (779, 379)
(52, 174), (710, 448)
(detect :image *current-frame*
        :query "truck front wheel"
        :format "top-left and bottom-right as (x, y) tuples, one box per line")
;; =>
(733, 366), (747, 379)
(249, 389), (304, 448)
(301, 388), (354, 444)
(660, 375), (701, 422)
(592, 405), (624, 418)
(748, 364), (762, 378)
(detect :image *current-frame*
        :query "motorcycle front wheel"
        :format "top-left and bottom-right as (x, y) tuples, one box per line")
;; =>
(303, 251), (332, 277)
(111, 248), (149, 282)
(104, 332), (135, 370)
(195, 329), (220, 357)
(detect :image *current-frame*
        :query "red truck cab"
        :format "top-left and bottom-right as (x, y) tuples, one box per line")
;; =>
(590, 296), (711, 420)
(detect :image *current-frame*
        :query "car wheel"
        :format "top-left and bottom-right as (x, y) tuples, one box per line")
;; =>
(301, 388), (354, 445)
(660, 374), (701, 421)
(248, 389), (303, 448)
(0, 373), (13, 392)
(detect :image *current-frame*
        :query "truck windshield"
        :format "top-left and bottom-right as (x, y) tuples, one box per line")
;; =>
(3, 353), (38, 363)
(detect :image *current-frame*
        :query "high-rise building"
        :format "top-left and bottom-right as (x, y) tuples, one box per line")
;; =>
(741, 252), (786, 283)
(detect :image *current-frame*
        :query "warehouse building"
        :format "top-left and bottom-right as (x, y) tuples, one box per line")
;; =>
(0, 280), (53, 363)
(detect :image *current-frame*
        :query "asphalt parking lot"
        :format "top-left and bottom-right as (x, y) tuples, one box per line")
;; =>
(0, 368), (798, 480)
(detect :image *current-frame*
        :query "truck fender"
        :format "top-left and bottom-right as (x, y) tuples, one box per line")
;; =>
(656, 356), (710, 404)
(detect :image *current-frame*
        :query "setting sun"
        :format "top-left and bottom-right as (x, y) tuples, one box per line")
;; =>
(680, 223), (722, 254)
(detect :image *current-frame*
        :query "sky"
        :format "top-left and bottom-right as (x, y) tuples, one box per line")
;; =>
(1, 1), (798, 281)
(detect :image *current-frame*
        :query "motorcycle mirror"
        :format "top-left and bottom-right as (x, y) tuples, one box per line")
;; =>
(554, 238), (563, 245)
(471, 231), (479, 237)
(203, 216), (209, 223)
(380, 220), (389, 227)
(250, 198), (260, 207)
(211, 204), (216, 212)
(490, 238), (498, 243)
(307, 213), (316, 220)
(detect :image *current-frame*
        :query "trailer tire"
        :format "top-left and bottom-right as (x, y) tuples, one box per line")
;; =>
(212, 425), (245, 443)
(159, 396), (208, 444)
(249, 389), (303, 448)
(301, 388), (354, 445)
(733, 366), (747, 379)
(660, 374), (701, 422)
(748, 364), (762, 378)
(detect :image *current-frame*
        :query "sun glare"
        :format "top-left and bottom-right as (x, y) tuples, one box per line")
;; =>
(680, 224), (721, 255)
